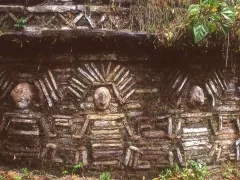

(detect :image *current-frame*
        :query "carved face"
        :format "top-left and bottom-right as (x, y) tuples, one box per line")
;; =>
(94, 87), (111, 111)
(188, 86), (204, 108)
(11, 83), (34, 109)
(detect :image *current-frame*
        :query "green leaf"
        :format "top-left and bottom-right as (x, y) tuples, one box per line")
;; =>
(210, 13), (221, 21)
(193, 23), (210, 43)
(208, 0), (217, 5)
(188, 4), (201, 16)
(221, 6), (235, 24)
(219, 22), (229, 35)
(208, 22), (217, 33)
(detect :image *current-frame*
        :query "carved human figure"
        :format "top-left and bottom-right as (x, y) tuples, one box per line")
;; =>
(73, 86), (141, 168)
(41, 114), (79, 164)
(0, 83), (54, 159)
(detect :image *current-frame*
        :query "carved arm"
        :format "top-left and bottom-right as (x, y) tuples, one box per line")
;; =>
(123, 118), (141, 141)
(73, 118), (90, 139)
(0, 116), (8, 135)
(39, 117), (56, 138)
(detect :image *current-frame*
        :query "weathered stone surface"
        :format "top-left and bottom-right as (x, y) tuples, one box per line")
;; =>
(0, 17), (240, 177)
(11, 83), (34, 109)
(187, 86), (205, 108)
(0, 61), (239, 173)
(93, 87), (111, 110)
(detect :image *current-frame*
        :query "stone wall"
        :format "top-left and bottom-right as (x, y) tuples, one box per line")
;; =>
(0, 62), (239, 173)
(0, 0), (240, 179)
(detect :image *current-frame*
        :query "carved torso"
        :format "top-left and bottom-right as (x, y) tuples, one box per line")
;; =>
(88, 114), (125, 166)
(1, 110), (44, 158)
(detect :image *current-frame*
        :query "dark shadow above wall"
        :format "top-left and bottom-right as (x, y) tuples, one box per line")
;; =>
(0, 29), (236, 67)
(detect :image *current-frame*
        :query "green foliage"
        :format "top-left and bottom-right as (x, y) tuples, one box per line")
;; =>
(14, 18), (27, 29)
(62, 170), (69, 176)
(62, 162), (84, 177)
(188, 0), (236, 43)
(154, 161), (208, 180)
(72, 162), (83, 172)
(221, 163), (240, 179)
(187, 160), (208, 180)
(22, 167), (29, 177)
(99, 172), (111, 180)
(14, 176), (22, 180)
(0, 175), (3, 180)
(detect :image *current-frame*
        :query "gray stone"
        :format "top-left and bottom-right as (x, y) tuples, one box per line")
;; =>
(11, 83), (34, 109)
(187, 86), (205, 108)
(93, 87), (111, 110)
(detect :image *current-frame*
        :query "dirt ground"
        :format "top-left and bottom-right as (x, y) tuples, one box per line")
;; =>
(0, 170), (99, 180)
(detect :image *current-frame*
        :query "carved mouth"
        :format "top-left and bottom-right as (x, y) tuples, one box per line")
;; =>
(16, 100), (30, 109)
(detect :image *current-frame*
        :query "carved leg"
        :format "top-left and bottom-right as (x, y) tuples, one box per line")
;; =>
(41, 146), (48, 159)
(124, 146), (142, 169)
(51, 148), (63, 163)
(0, 117), (7, 134)
(79, 146), (88, 166)
(236, 139), (240, 161)
(0, 141), (4, 155)
(41, 143), (63, 163)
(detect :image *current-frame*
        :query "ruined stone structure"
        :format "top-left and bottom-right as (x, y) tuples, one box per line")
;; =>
(0, 0), (240, 179)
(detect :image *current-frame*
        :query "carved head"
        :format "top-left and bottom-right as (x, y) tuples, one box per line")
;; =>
(187, 86), (205, 108)
(11, 83), (34, 109)
(94, 87), (111, 111)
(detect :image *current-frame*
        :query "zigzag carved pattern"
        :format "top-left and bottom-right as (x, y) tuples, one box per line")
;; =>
(0, 7), (128, 30)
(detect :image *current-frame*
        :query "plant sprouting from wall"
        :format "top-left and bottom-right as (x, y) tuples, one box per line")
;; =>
(100, 172), (111, 180)
(14, 18), (27, 29)
(188, 0), (236, 43)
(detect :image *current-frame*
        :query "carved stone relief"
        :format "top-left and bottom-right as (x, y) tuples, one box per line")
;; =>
(0, 5), (129, 32)
(187, 86), (205, 108)
(0, 63), (240, 174)
(0, 82), (53, 159)
(162, 67), (228, 108)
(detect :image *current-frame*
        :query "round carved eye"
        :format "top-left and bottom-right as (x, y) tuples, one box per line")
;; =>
(94, 87), (111, 111)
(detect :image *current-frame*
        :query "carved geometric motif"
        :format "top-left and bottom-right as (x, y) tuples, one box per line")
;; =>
(163, 67), (228, 107)
(34, 70), (63, 107)
(0, 7), (128, 31)
(0, 69), (14, 100)
(68, 63), (135, 104)
(1, 62), (239, 177)
(205, 69), (228, 107)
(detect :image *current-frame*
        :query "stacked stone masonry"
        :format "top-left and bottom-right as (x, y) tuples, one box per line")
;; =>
(0, 1), (132, 32)
(0, 0), (240, 176)
(0, 61), (240, 171)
